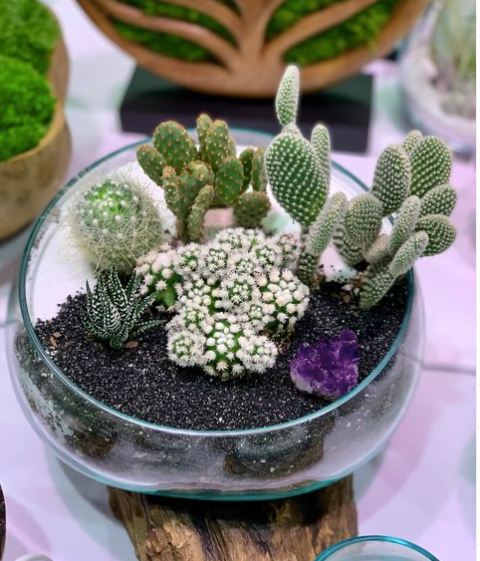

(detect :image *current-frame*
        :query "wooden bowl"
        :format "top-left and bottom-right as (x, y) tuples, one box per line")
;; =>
(0, 102), (72, 240)
(0, 17), (71, 243)
(76, 0), (429, 97)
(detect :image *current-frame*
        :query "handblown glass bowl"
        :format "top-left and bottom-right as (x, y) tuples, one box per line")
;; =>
(6, 139), (424, 500)
(315, 535), (440, 561)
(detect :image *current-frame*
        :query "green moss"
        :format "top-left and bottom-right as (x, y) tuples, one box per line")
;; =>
(282, 0), (400, 66)
(115, 0), (235, 62)
(0, 0), (60, 75)
(0, 55), (56, 162)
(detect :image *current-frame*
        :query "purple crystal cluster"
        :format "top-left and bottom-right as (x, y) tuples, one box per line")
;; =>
(290, 330), (360, 401)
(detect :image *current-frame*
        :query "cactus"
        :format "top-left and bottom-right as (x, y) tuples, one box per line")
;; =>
(388, 196), (421, 255)
(265, 132), (328, 227)
(233, 191), (271, 229)
(137, 116), (271, 241)
(188, 185), (215, 242)
(81, 269), (161, 349)
(389, 232), (429, 277)
(68, 177), (164, 273)
(359, 262), (396, 310)
(371, 144), (412, 215)
(138, 228), (308, 379)
(344, 194), (383, 246)
(152, 121), (197, 173)
(409, 136), (452, 197)
(311, 124), (331, 186)
(419, 185), (457, 217)
(402, 130), (423, 155)
(415, 214), (456, 256)
(298, 192), (347, 285)
(275, 65), (300, 128)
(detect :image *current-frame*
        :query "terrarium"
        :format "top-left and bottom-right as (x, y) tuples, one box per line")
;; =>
(315, 536), (440, 561)
(400, 0), (475, 154)
(7, 67), (457, 499)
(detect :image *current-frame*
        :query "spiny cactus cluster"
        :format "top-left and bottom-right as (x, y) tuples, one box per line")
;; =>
(68, 176), (164, 273)
(137, 116), (271, 243)
(266, 65), (345, 286)
(332, 130), (456, 308)
(135, 228), (309, 379)
(81, 269), (161, 349)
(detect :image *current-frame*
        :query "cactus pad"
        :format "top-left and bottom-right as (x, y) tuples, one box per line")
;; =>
(344, 194), (383, 245)
(187, 185), (215, 242)
(152, 121), (197, 173)
(311, 124), (331, 186)
(389, 231), (429, 277)
(215, 156), (244, 206)
(275, 65), (300, 128)
(233, 191), (271, 229)
(388, 195), (421, 255)
(410, 136), (452, 197)
(415, 214), (456, 256)
(419, 184), (457, 217)
(371, 144), (412, 215)
(137, 144), (165, 185)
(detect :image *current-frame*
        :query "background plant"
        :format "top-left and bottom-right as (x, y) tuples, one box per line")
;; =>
(0, 0), (60, 75)
(82, 269), (161, 349)
(0, 55), (55, 162)
(137, 116), (271, 242)
(68, 175), (164, 273)
(136, 228), (309, 379)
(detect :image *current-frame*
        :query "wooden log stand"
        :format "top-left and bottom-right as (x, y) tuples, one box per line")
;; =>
(109, 477), (357, 561)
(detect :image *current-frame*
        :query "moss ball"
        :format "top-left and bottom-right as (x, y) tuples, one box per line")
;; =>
(0, 0), (60, 75)
(0, 55), (56, 162)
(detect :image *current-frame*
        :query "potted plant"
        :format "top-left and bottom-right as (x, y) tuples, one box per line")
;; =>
(8, 67), (456, 499)
(76, 0), (430, 96)
(0, 0), (71, 241)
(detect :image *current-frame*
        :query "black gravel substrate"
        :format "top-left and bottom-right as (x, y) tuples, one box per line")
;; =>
(35, 280), (409, 431)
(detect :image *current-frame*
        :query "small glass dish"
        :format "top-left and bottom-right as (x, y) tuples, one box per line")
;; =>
(6, 140), (424, 500)
(315, 535), (440, 560)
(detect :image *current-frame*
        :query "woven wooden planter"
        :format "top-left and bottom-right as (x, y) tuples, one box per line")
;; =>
(0, 31), (71, 241)
(77, 0), (429, 97)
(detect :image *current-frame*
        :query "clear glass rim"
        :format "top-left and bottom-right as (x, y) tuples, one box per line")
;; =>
(17, 136), (415, 438)
(314, 535), (440, 560)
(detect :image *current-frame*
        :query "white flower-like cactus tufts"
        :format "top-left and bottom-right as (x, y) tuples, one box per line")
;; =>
(136, 227), (309, 379)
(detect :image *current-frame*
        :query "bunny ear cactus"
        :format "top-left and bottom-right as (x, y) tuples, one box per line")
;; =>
(275, 65), (300, 128)
(409, 135), (453, 197)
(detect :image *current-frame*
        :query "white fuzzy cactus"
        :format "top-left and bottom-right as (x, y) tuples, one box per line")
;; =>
(136, 227), (309, 379)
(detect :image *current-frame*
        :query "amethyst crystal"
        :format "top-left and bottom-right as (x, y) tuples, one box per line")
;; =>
(290, 330), (360, 400)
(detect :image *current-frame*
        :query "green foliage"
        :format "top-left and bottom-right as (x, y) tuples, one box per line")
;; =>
(137, 115), (270, 241)
(69, 178), (164, 273)
(275, 65), (300, 127)
(0, 0), (60, 75)
(82, 269), (161, 350)
(0, 55), (55, 162)
(280, 0), (399, 66)
(371, 144), (412, 215)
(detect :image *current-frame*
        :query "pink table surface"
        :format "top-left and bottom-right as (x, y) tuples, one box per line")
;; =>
(0, 1), (475, 560)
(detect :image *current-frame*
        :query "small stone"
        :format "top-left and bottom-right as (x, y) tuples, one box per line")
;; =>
(49, 336), (58, 347)
(53, 332), (62, 338)
(125, 341), (139, 349)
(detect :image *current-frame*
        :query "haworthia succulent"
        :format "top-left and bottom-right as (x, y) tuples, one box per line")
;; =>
(371, 144), (412, 215)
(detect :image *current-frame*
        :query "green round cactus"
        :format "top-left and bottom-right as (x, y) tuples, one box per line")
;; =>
(69, 178), (164, 273)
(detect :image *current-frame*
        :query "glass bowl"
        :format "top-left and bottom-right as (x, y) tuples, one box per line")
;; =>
(6, 140), (424, 500)
(315, 535), (440, 560)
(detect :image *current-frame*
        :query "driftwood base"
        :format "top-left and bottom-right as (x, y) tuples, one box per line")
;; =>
(109, 477), (357, 561)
